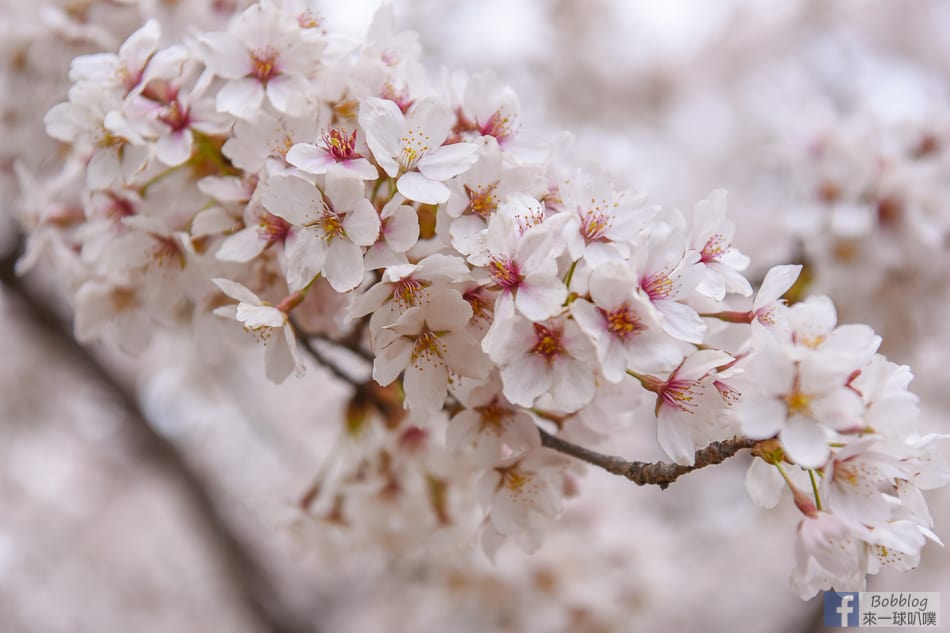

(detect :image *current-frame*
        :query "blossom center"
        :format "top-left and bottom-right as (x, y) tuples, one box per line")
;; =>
(488, 257), (523, 290)
(530, 323), (564, 362)
(784, 390), (812, 415)
(601, 303), (644, 341)
(641, 271), (674, 301)
(398, 127), (430, 170)
(317, 202), (345, 240)
(463, 183), (498, 218)
(323, 128), (359, 162)
(661, 379), (701, 413)
(257, 212), (290, 243)
(149, 234), (185, 269)
(250, 47), (279, 83)
(393, 277), (429, 309)
(298, 10), (322, 29)
(713, 379), (741, 405)
(157, 99), (190, 132)
(411, 330), (445, 367)
(476, 401), (507, 432)
(110, 286), (139, 313)
(463, 287), (493, 324)
(701, 233), (727, 262)
(579, 208), (611, 243)
(501, 467), (530, 494)
(478, 110), (513, 140)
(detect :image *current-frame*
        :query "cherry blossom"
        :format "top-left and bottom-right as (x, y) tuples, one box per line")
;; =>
(261, 172), (379, 292)
(197, 3), (324, 118)
(689, 189), (752, 300)
(286, 126), (379, 180)
(372, 288), (488, 414)
(487, 313), (595, 412)
(212, 277), (302, 383)
(359, 96), (478, 204)
(570, 261), (679, 383)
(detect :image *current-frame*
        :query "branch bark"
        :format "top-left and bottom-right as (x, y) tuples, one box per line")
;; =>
(0, 239), (317, 633)
(537, 426), (759, 489)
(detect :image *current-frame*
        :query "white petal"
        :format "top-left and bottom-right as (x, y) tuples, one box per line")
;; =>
(403, 362), (448, 413)
(515, 274), (567, 321)
(656, 406), (696, 466)
(155, 130), (193, 166)
(323, 239), (365, 292)
(284, 230), (327, 291)
(417, 142), (479, 180)
(236, 304), (285, 328)
(781, 415), (830, 468)
(265, 74), (301, 113)
(286, 143), (333, 174)
(745, 457), (785, 508)
(677, 349), (732, 381)
(754, 264), (802, 310)
(343, 158), (380, 181)
(656, 300), (705, 343)
(737, 394), (786, 439)
(198, 33), (250, 78)
(216, 78), (264, 118)
(373, 338), (413, 386)
(212, 278), (261, 304)
(397, 172), (450, 204)
(358, 97), (403, 177)
(265, 332), (296, 383)
(384, 204), (420, 252)
(501, 354), (551, 407)
(551, 358), (595, 412)
(216, 226), (267, 262)
(262, 173), (322, 226)
(342, 200), (381, 247)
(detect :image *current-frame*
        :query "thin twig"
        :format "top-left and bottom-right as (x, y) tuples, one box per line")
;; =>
(289, 315), (363, 384)
(537, 426), (759, 489)
(289, 311), (758, 491)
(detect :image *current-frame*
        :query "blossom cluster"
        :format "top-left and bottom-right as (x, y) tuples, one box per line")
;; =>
(22, 0), (950, 599)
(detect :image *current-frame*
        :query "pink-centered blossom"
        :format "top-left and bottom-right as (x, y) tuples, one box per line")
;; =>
(197, 3), (324, 118)
(487, 314), (595, 412)
(359, 96), (478, 204)
(372, 288), (488, 414)
(261, 172), (379, 292)
(571, 261), (680, 383)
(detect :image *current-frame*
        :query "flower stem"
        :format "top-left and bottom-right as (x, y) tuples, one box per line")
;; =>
(808, 468), (823, 511)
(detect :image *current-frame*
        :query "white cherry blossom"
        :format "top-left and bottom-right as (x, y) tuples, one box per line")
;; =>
(359, 96), (478, 204)
(261, 172), (379, 292)
(211, 277), (302, 383)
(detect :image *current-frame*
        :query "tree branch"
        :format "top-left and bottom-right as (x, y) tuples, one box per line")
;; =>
(1, 239), (317, 633)
(537, 426), (759, 489)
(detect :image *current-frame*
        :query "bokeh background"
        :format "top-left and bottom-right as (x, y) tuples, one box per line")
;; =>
(2, 1), (949, 631)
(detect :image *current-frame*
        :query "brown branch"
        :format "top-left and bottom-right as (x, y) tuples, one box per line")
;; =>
(537, 426), (759, 489)
(289, 315), (364, 385)
(1, 238), (317, 633)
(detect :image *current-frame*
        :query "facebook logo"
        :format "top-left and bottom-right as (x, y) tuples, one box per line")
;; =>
(824, 592), (860, 628)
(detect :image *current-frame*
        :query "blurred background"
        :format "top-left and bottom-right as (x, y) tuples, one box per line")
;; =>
(2, 0), (950, 631)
